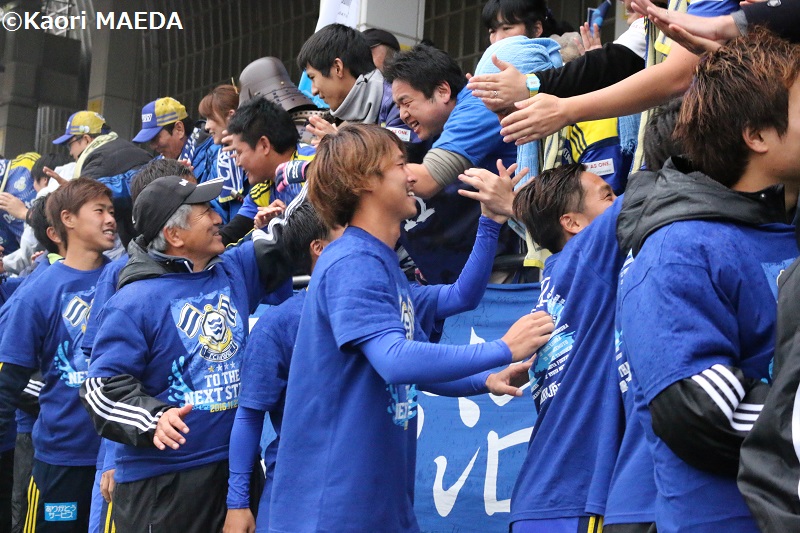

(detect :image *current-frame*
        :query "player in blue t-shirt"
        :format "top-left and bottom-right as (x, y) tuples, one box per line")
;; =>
(0, 177), (117, 532)
(81, 174), (293, 532)
(384, 44), (519, 284)
(0, 194), (63, 533)
(618, 32), (800, 532)
(223, 202), (343, 533)
(268, 124), (553, 533)
(481, 163), (621, 533)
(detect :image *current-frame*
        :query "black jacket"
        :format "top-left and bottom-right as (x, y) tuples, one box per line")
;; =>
(738, 234), (800, 532)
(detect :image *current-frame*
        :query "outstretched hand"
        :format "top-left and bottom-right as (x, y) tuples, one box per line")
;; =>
(458, 159), (528, 221)
(485, 360), (533, 397)
(500, 93), (570, 145)
(502, 310), (554, 362)
(467, 55), (529, 116)
(631, 0), (737, 55)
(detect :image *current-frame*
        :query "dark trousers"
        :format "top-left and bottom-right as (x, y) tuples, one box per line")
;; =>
(25, 459), (94, 532)
(1, 447), (14, 533)
(11, 433), (33, 533)
(112, 461), (228, 533)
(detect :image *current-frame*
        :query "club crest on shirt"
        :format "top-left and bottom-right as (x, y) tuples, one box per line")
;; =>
(176, 292), (239, 362)
(168, 289), (244, 411)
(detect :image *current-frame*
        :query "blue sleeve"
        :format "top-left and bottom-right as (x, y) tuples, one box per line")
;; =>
(419, 370), (492, 397)
(432, 90), (506, 166)
(101, 439), (116, 473)
(434, 217), (501, 319)
(227, 405), (265, 509)
(686, 0), (739, 17)
(222, 241), (268, 313)
(0, 300), (43, 368)
(260, 279), (292, 307)
(620, 262), (741, 404)
(357, 329), (512, 384)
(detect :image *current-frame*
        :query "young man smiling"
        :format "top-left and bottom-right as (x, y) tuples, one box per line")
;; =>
(269, 124), (553, 532)
(0, 178), (116, 532)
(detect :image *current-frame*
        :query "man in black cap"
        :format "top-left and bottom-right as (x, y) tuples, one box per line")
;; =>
(80, 175), (291, 532)
(363, 27), (401, 73)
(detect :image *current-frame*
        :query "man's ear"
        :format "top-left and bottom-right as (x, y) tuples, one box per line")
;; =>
(559, 212), (583, 237)
(743, 126), (770, 154)
(45, 226), (61, 245)
(257, 135), (272, 156)
(173, 120), (186, 138)
(309, 238), (325, 260)
(163, 226), (184, 249)
(435, 81), (453, 104)
(332, 58), (345, 79)
(61, 209), (76, 230)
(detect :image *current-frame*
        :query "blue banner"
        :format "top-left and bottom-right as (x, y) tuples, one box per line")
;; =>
(415, 283), (541, 533)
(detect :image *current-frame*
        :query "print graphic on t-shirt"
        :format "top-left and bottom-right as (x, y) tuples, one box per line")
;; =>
(761, 258), (796, 301)
(616, 252), (635, 395)
(168, 289), (244, 412)
(530, 278), (574, 409)
(55, 289), (94, 387)
(386, 288), (419, 429)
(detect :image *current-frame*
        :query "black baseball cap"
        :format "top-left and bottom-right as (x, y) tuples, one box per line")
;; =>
(362, 28), (400, 51)
(133, 175), (223, 245)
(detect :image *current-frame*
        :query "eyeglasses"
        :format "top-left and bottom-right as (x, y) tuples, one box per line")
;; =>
(67, 136), (83, 148)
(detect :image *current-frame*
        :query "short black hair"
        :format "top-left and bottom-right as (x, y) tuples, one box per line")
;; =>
(27, 196), (59, 254)
(297, 23), (375, 78)
(383, 44), (466, 99)
(513, 163), (585, 254)
(643, 97), (685, 171)
(481, 0), (549, 37)
(282, 201), (330, 276)
(130, 159), (195, 204)
(227, 97), (299, 154)
(30, 153), (71, 183)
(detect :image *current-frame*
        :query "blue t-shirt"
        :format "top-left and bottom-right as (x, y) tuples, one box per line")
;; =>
(81, 253), (127, 358)
(604, 252), (656, 525)
(399, 85), (517, 284)
(0, 260), (107, 466)
(269, 227), (442, 533)
(619, 220), (798, 532)
(511, 198), (625, 522)
(88, 242), (267, 482)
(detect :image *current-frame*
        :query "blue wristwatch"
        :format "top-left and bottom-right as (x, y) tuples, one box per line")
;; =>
(526, 74), (541, 98)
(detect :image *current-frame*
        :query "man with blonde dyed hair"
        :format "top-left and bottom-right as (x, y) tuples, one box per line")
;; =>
(269, 124), (554, 532)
